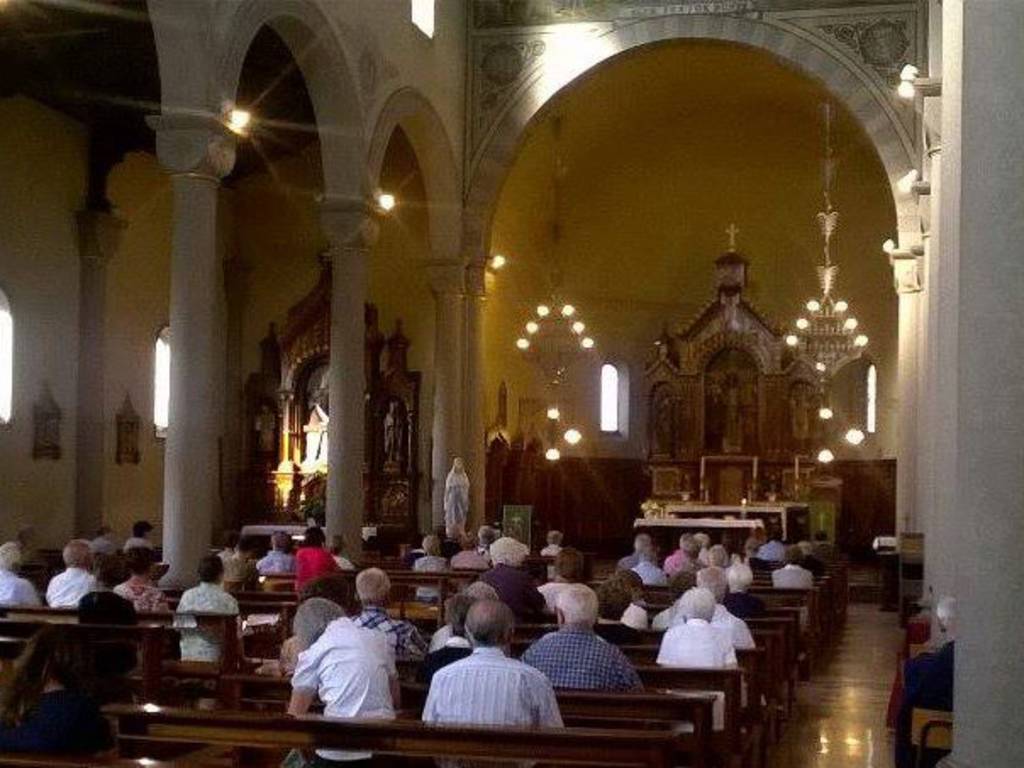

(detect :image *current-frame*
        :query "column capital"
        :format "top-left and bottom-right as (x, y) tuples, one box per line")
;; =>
(465, 262), (487, 298)
(77, 209), (128, 266)
(320, 195), (380, 254)
(424, 260), (466, 296)
(147, 111), (236, 180)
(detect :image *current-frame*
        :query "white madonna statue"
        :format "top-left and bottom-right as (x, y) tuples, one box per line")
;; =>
(444, 457), (470, 540)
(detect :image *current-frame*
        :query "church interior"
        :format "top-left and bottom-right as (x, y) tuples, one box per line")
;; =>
(0, 0), (1021, 766)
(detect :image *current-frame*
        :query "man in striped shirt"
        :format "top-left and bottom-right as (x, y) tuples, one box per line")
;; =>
(423, 600), (562, 729)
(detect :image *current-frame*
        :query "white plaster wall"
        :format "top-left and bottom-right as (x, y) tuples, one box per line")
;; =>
(0, 97), (87, 546)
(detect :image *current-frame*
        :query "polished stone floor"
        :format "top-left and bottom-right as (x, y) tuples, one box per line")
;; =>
(770, 603), (902, 768)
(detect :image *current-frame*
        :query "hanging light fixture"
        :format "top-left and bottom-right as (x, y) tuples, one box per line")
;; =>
(786, 103), (871, 381)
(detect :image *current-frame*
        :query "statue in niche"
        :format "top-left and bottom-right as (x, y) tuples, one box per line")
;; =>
(115, 394), (140, 465)
(255, 403), (277, 455)
(32, 384), (61, 461)
(444, 457), (470, 540)
(722, 373), (743, 454)
(704, 348), (758, 455)
(383, 400), (406, 469)
(789, 383), (814, 444)
(302, 405), (329, 471)
(652, 388), (675, 457)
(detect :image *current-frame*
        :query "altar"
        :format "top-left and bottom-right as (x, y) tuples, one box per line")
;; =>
(656, 502), (808, 541)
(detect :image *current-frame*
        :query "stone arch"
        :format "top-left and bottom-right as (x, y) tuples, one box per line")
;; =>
(464, 14), (917, 260)
(368, 88), (462, 261)
(215, 0), (367, 202)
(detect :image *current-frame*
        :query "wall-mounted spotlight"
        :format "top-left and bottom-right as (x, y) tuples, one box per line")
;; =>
(490, 254), (507, 270)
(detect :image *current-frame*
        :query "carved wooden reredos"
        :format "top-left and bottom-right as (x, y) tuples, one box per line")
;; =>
(242, 263), (421, 544)
(644, 248), (824, 462)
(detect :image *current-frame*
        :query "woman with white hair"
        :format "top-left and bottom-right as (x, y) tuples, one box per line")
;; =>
(480, 536), (545, 619)
(412, 534), (448, 602)
(698, 567), (755, 650)
(722, 561), (765, 619)
(0, 542), (40, 607)
(656, 587), (736, 668)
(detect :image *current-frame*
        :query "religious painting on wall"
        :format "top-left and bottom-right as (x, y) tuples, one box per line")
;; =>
(115, 394), (140, 465)
(703, 348), (759, 454)
(32, 384), (61, 460)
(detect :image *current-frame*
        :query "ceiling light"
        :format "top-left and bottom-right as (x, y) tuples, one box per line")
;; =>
(536, 304), (550, 318)
(490, 254), (507, 270)
(815, 362), (827, 373)
(377, 192), (396, 212)
(785, 334), (799, 347)
(806, 300), (821, 312)
(545, 447), (561, 462)
(563, 428), (582, 445)
(844, 317), (859, 331)
(580, 337), (595, 349)
(834, 300), (848, 313)
(525, 321), (539, 335)
(561, 304), (576, 317)
(226, 108), (251, 135)
(546, 407), (560, 421)
(819, 407), (834, 420)
(845, 428), (866, 446)
(796, 318), (810, 330)
(817, 448), (835, 464)
(571, 321), (585, 335)
(515, 338), (530, 350)
(854, 334), (869, 347)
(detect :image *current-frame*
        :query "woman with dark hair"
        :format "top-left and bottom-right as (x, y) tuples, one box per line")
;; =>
(175, 555), (239, 662)
(114, 548), (169, 613)
(295, 526), (338, 591)
(0, 626), (112, 753)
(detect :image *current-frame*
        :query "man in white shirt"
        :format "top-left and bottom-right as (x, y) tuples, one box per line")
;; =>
(289, 606), (397, 765)
(697, 566), (755, 650)
(772, 545), (815, 590)
(423, 600), (563, 729)
(0, 542), (40, 607)
(631, 550), (668, 586)
(46, 539), (97, 608)
(657, 587), (737, 668)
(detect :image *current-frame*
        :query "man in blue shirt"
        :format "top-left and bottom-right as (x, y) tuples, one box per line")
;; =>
(523, 584), (641, 692)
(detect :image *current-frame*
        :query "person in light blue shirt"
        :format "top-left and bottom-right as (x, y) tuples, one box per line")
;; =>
(423, 600), (562, 729)
(756, 536), (787, 564)
(631, 550), (668, 586)
(256, 531), (296, 576)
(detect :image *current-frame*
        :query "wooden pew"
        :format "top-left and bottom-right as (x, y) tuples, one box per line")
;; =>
(106, 704), (681, 767)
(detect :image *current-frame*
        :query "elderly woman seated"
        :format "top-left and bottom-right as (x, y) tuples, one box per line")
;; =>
(651, 569), (697, 630)
(412, 534), (449, 602)
(480, 537), (545, 620)
(662, 534), (700, 578)
(595, 574), (648, 641)
(538, 547), (585, 614)
(418, 593), (478, 684)
(722, 561), (765, 619)
(0, 542), (40, 608)
(698, 566), (755, 650)
(656, 587), (737, 668)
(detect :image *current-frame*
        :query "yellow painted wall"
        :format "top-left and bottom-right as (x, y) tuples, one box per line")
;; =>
(103, 152), (173, 542)
(486, 41), (899, 460)
(0, 97), (87, 546)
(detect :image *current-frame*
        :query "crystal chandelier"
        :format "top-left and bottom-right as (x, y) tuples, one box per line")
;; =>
(785, 103), (869, 380)
(512, 115), (595, 459)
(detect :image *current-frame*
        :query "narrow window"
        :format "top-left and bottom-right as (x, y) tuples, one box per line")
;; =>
(866, 363), (877, 434)
(154, 326), (171, 438)
(411, 0), (435, 38)
(0, 290), (12, 424)
(600, 363), (619, 433)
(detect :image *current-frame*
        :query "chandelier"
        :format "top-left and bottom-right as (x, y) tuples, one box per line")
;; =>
(784, 103), (870, 463)
(512, 115), (595, 460)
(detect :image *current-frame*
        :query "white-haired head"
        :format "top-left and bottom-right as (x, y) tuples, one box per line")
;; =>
(356, 568), (391, 607)
(63, 539), (93, 570)
(546, 530), (563, 547)
(556, 584), (599, 628)
(462, 580), (499, 602)
(693, 533), (711, 549)
(707, 544), (729, 568)
(422, 534), (442, 557)
(936, 596), (956, 638)
(798, 540), (814, 557)
(0, 542), (21, 573)
(677, 587), (716, 623)
(696, 566), (728, 603)
(727, 561), (753, 593)
(490, 536), (529, 567)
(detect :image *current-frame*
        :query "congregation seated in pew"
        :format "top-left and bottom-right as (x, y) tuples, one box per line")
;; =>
(698, 566), (756, 650)
(479, 536), (545, 620)
(353, 567), (426, 660)
(428, 581), (499, 653)
(631, 547), (668, 587)
(450, 532), (490, 571)
(45, 540), (97, 608)
(522, 584), (641, 693)
(771, 545), (815, 590)
(78, 555), (136, 626)
(538, 546), (585, 614)
(114, 547), (169, 613)
(418, 593), (474, 684)
(616, 532), (652, 572)
(175, 554), (240, 663)
(0, 541), (40, 608)
(722, 560), (765, 620)
(256, 530), (296, 576)
(663, 533), (700, 578)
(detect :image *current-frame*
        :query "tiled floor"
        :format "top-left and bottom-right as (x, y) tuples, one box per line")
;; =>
(770, 603), (902, 768)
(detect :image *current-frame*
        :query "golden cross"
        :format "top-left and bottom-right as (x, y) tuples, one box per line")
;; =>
(726, 223), (740, 251)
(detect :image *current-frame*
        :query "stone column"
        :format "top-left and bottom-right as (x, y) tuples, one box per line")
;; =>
(74, 210), (126, 536)
(426, 262), (465, 531)
(149, 113), (235, 586)
(938, 3), (1024, 765)
(321, 198), (378, 558)
(894, 271), (922, 534)
(464, 263), (487, 530)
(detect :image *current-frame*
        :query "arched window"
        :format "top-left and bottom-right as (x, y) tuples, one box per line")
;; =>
(411, 0), (435, 37)
(154, 326), (171, 438)
(866, 363), (877, 434)
(600, 363), (620, 433)
(0, 290), (12, 424)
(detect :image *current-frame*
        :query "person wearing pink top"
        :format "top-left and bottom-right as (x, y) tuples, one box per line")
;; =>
(663, 534), (700, 577)
(294, 527), (338, 591)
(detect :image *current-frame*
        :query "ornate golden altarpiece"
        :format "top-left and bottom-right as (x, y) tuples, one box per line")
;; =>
(242, 265), (421, 544)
